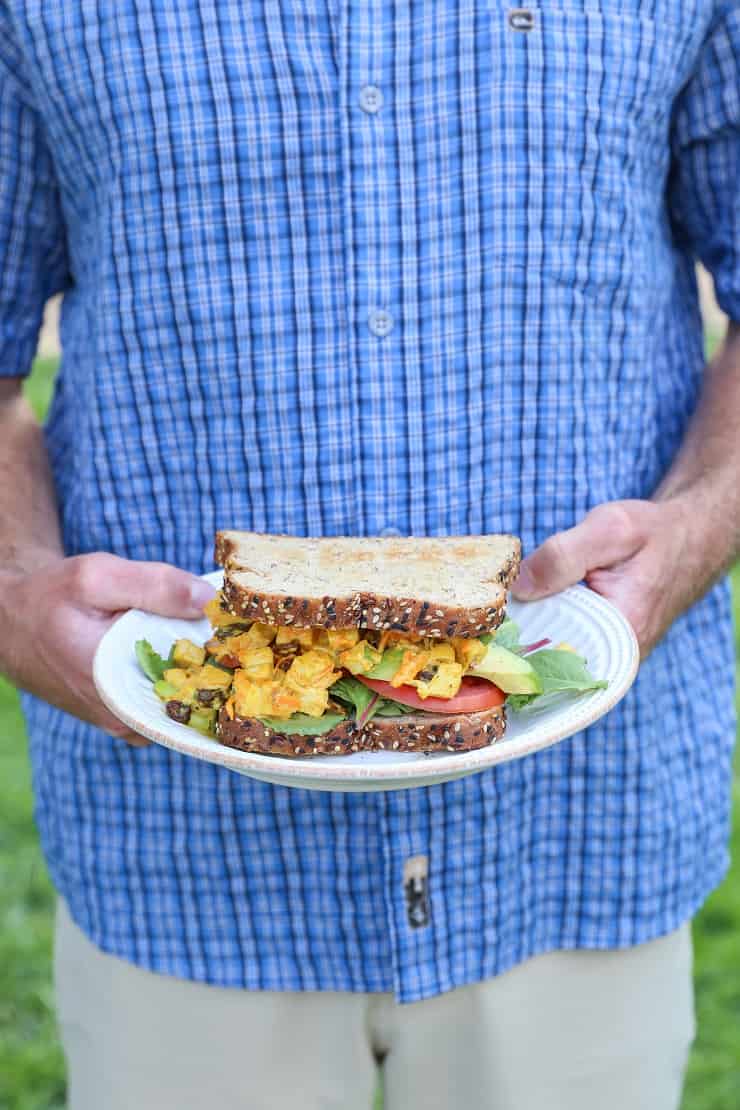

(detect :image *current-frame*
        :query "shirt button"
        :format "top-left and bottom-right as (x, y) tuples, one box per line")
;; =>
(359, 84), (383, 113)
(368, 309), (394, 337)
(379, 526), (402, 537)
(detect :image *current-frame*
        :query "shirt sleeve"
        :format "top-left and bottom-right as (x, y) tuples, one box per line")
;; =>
(0, 8), (70, 378)
(667, 1), (740, 321)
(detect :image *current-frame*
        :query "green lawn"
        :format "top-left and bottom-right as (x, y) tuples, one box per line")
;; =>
(1, 356), (739, 1109)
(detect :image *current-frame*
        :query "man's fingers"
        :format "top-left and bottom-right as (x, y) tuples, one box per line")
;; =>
(512, 503), (644, 601)
(122, 731), (152, 748)
(71, 554), (215, 618)
(103, 710), (152, 747)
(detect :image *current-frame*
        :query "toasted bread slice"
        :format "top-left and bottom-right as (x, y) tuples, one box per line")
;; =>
(215, 531), (521, 638)
(216, 702), (507, 758)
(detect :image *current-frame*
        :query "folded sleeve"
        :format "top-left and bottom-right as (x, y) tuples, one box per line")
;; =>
(0, 9), (70, 377)
(667, 1), (740, 321)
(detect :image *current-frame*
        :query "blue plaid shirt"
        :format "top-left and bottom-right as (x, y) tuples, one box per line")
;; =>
(1, 0), (738, 1002)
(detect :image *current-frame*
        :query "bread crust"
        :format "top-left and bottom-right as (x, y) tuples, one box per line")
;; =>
(221, 582), (512, 638)
(216, 703), (507, 758)
(215, 532), (521, 639)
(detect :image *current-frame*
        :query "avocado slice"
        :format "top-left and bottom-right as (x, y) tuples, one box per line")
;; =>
(365, 646), (405, 681)
(470, 643), (543, 695)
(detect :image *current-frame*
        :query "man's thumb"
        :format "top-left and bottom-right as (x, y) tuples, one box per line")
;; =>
(511, 532), (587, 601)
(73, 554), (215, 618)
(511, 505), (641, 601)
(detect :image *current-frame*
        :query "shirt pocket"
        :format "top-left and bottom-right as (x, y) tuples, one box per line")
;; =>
(484, 2), (703, 299)
(489, 2), (699, 118)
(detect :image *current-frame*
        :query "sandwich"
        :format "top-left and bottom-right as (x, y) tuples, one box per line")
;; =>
(136, 531), (607, 758)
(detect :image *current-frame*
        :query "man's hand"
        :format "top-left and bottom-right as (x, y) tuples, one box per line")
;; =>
(510, 498), (729, 658)
(0, 553), (215, 746)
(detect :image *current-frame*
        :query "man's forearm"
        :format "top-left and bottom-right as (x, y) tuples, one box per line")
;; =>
(0, 379), (63, 577)
(653, 321), (740, 576)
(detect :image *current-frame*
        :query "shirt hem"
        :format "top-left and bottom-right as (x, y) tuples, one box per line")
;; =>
(53, 850), (730, 1005)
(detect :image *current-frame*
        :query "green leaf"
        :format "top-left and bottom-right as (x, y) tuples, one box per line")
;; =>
(135, 639), (171, 683)
(506, 692), (538, 712)
(506, 648), (607, 713)
(330, 676), (376, 717)
(491, 620), (521, 651)
(373, 698), (412, 717)
(526, 649), (608, 695)
(329, 676), (413, 725)
(257, 712), (347, 736)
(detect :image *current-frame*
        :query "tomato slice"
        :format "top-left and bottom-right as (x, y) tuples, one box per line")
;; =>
(357, 675), (505, 714)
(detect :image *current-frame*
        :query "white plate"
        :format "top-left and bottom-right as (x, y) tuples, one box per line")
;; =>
(94, 572), (639, 792)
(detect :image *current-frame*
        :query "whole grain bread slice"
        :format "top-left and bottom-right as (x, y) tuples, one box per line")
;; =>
(216, 702), (507, 758)
(215, 531), (521, 638)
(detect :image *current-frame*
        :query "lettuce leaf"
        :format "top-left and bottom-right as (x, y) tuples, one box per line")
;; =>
(506, 692), (538, 712)
(135, 639), (174, 683)
(480, 619), (521, 651)
(330, 675), (417, 725)
(257, 712), (347, 735)
(373, 699), (413, 717)
(506, 648), (607, 711)
(528, 649), (608, 692)
(330, 675), (376, 717)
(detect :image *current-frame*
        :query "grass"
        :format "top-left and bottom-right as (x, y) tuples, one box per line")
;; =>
(0, 679), (66, 1110)
(22, 358), (59, 422)
(1, 354), (739, 1108)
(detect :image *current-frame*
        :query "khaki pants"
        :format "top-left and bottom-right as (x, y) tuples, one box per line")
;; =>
(55, 898), (695, 1110)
